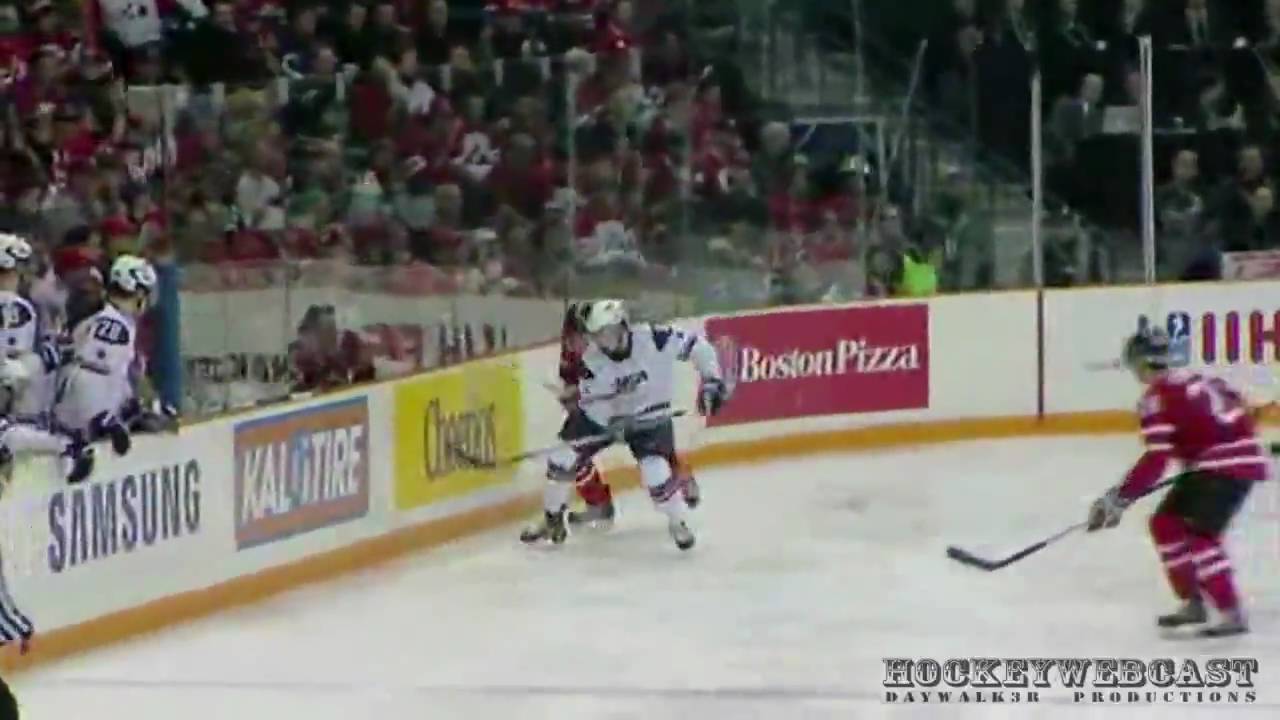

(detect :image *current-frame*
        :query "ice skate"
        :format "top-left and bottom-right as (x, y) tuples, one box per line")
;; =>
(668, 518), (695, 551)
(1157, 598), (1207, 628)
(683, 474), (701, 509)
(567, 499), (615, 528)
(1198, 609), (1248, 638)
(520, 508), (568, 545)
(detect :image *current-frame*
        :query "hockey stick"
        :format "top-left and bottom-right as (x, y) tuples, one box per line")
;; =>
(447, 408), (689, 470)
(945, 478), (1176, 572)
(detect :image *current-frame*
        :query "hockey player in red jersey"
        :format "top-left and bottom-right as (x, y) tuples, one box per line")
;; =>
(542, 302), (699, 530)
(1087, 328), (1270, 637)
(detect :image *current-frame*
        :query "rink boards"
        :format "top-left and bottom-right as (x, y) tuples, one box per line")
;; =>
(5, 280), (1280, 671)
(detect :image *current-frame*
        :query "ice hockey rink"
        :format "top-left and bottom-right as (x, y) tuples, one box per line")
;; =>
(13, 434), (1280, 719)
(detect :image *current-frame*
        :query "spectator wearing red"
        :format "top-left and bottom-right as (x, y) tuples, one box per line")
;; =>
(396, 97), (462, 183)
(691, 73), (724, 152)
(349, 67), (397, 145)
(205, 223), (281, 265)
(490, 131), (556, 221)
(639, 121), (677, 208)
(23, 0), (78, 59)
(693, 118), (749, 199)
(767, 159), (812, 232)
(572, 159), (617, 233)
(51, 105), (100, 180)
(98, 213), (140, 259)
(590, 3), (631, 54)
(11, 44), (68, 118)
(575, 33), (631, 115)
(289, 304), (375, 392)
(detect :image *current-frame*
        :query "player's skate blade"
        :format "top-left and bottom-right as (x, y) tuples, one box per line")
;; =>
(1156, 599), (1207, 628)
(567, 500), (615, 528)
(1198, 612), (1248, 638)
(520, 510), (568, 545)
(668, 519), (695, 551)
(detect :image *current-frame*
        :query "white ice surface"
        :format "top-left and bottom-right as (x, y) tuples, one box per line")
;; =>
(14, 435), (1280, 719)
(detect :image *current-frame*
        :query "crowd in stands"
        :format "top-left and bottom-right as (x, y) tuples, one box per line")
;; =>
(12, 0), (1277, 406)
(3, 0), (928, 344)
(920, 0), (1280, 283)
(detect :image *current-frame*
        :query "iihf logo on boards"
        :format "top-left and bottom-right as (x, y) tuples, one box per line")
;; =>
(1137, 308), (1280, 368)
(1137, 312), (1194, 367)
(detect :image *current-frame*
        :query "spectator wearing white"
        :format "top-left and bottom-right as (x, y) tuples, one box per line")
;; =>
(90, 0), (207, 51)
(235, 148), (285, 232)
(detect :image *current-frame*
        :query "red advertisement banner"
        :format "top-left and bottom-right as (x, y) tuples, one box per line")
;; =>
(706, 304), (930, 426)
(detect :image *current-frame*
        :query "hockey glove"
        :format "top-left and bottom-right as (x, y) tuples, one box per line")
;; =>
(63, 440), (95, 484)
(91, 413), (132, 456)
(1086, 487), (1129, 532)
(698, 377), (728, 417)
(132, 400), (180, 434)
(36, 339), (64, 373)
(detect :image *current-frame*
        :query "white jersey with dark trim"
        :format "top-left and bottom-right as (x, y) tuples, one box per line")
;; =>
(69, 303), (136, 379)
(578, 322), (721, 429)
(0, 291), (38, 358)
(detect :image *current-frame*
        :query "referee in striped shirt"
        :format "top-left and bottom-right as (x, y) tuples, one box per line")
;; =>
(0, 546), (31, 719)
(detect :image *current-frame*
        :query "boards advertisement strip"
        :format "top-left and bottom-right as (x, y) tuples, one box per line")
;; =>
(233, 397), (372, 550)
(705, 304), (930, 426)
(393, 360), (524, 510)
(1044, 283), (1280, 414)
(46, 457), (204, 574)
(1222, 251), (1280, 281)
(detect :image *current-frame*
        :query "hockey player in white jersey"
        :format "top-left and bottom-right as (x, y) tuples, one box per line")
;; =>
(0, 356), (95, 494)
(0, 233), (63, 425)
(521, 299), (729, 550)
(52, 255), (155, 457)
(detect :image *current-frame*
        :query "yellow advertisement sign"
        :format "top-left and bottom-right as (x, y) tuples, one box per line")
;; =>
(393, 360), (525, 510)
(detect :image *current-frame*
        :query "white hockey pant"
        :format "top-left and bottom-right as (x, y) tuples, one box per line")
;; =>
(541, 448), (686, 522)
(54, 368), (128, 437)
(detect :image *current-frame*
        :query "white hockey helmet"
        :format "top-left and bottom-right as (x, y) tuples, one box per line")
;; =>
(0, 233), (34, 272)
(108, 254), (158, 299)
(581, 299), (629, 354)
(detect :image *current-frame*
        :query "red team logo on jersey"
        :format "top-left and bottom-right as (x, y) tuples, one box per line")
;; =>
(705, 304), (930, 426)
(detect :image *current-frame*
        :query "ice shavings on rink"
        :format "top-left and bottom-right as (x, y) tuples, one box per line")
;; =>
(15, 435), (1280, 719)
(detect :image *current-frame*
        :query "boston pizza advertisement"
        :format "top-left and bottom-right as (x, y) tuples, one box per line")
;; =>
(705, 304), (931, 426)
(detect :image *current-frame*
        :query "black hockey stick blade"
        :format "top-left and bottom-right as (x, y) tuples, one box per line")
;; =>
(944, 545), (1003, 571)
(946, 478), (1176, 572)
(945, 522), (1086, 572)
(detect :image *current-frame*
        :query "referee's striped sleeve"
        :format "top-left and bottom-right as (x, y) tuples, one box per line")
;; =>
(0, 553), (32, 644)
